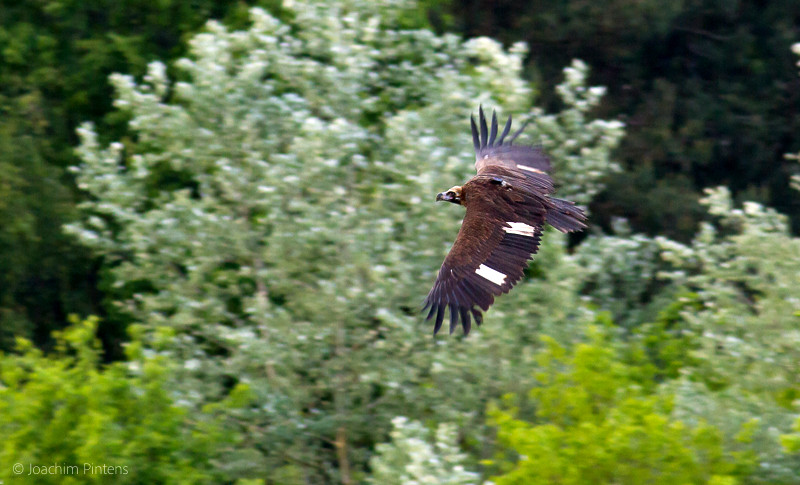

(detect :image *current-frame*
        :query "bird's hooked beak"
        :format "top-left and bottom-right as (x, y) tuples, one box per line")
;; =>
(436, 186), (462, 204)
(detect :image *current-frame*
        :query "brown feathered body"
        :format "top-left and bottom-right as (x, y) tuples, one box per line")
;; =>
(423, 107), (587, 335)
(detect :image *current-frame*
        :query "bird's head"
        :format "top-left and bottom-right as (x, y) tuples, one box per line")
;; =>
(436, 186), (463, 205)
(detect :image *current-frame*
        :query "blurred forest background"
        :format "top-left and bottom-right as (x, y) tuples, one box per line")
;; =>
(1, 0), (800, 483)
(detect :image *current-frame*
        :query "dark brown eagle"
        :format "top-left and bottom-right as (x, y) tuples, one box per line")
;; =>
(423, 107), (587, 336)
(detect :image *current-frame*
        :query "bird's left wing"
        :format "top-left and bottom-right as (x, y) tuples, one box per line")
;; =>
(423, 176), (547, 335)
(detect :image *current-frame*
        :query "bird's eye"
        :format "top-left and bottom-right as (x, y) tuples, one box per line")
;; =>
(447, 191), (456, 197)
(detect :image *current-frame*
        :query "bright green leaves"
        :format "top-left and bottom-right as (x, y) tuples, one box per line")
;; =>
(488, 328), (756, 485)
(0, 317), (232, 484)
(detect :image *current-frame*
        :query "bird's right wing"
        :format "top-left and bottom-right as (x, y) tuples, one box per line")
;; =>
(471, 106), (552, 183)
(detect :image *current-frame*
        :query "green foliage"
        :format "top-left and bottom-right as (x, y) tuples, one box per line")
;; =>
(560, 176), (800, 482)
(568, 181), (800, 392)
(571, 218), (667, 328)
(787, 43), (800, 213)
(650, 187), (800, 483)
(528, 60), (624, 206)
(5, 0), (797, 483)
(368, 417), (479, 485)
(781, 417), (800, 455)
(0, 101), (98, 352)
(628, 292), (703, 381)
(656, 187), (800, 394)
(487, 327), (755, 485)
(0, 0), (259, 353)
(452, 0), (800, 238)
(0, 0), (255, 158)
(66, 2), (624, 481)
(0, 316), (232, 484)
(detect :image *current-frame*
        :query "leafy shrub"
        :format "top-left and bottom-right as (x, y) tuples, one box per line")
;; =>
(0, 316), (236, 484)
(487, 327), (756, 485)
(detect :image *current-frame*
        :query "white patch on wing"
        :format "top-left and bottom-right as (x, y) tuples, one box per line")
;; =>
(475, 264), (506, 285)
(518, 164), (545, 174)
(504, 222), (536, 237)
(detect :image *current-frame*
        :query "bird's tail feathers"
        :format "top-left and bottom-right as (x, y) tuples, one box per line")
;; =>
(546, 197), (587, 233)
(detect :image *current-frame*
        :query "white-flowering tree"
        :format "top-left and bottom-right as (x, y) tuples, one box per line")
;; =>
(368, 417), (479, 485)
(652, 186), (800, 482)
(521, 42), (800, 482)
(566, 151), (800, 481)
(656, 187), (800, 391)
(67, 1), (624, 482)
(370, 36), (800, 485)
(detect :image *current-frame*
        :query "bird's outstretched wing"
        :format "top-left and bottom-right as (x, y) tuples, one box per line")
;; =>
(472, 106), (552, 184)
(423, 176), (547, 336)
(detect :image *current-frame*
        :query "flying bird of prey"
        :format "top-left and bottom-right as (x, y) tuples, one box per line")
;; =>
(423, 107), (587, 336)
